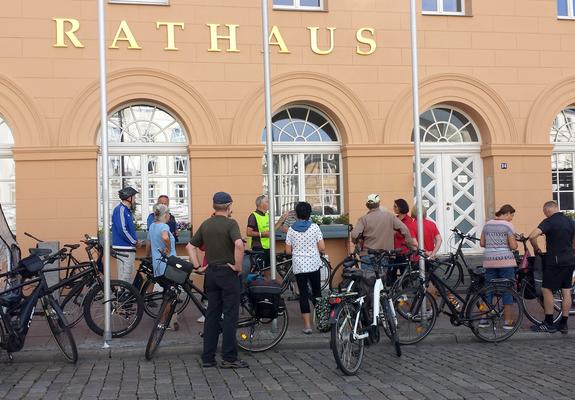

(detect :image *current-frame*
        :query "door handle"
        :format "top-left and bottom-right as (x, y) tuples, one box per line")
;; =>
(446, 202), (452, 206)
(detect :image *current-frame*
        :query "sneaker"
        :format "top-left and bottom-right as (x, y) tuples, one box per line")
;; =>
(202, 360), (217, 368)
(502, 321), (514, 331)
(530, 322), (557, 333)
(302, 328), (313, 335)
(220, 359), (249, 369)
(197, 315), (205, 323)
(478, 319), (490, 328)
(558, 323), (569, 334)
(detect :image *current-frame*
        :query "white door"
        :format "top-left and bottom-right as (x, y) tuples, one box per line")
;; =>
(420, 153), (484, 253)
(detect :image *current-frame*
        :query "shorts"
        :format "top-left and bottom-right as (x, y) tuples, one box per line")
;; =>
(542, 266), (575, 290)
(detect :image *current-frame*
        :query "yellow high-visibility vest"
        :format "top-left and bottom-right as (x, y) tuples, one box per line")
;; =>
(249, 211), (270, 249)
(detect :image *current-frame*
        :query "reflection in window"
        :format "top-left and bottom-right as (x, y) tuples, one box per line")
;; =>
(100, 104), (190, 227)
(262, 106), (342, 217)
(273, 0), (323, 10)
(423, 0), (464, 14)
(0, 116), (15, 231)
(551, 108), (575, 210)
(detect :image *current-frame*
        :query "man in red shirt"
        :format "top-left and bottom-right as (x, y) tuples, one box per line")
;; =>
(411, 206), (442, 259)
(393, 199), (418, 253)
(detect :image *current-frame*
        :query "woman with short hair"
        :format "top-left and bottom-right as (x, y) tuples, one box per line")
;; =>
(285, 202), (325, 334)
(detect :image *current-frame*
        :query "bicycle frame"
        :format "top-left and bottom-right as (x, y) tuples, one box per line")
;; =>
(352, 275), (384, 340)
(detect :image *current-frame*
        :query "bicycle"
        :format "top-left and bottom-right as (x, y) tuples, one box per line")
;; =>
(145, 254), (289, 360)
(245, 249), (331, 294)
(0, 248), (77, 362)
(393, 252), (524, 345)
(42, 235), (144, 337)
(328, 249), (401, 376)
(515, 234), (575, 325)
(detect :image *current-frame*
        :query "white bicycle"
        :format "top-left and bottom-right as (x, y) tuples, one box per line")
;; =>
(328, 249), (401, 376)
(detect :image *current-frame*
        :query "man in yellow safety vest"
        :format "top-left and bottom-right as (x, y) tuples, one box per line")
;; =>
(246, 195), (271, 268)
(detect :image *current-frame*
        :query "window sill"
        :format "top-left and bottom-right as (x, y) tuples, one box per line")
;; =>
(273, 7), (327, 12)
(275, 224), (349, 241)
(557, 16), (575, 20)
(109, 0), (169, 5)
(422, 11), (470, 17)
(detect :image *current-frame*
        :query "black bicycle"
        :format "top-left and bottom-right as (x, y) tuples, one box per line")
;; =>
(145, 254), (289, 360)
(393, 252), (524, 344)
(42, 235), (144, 337)
(0, 249), (77, 362)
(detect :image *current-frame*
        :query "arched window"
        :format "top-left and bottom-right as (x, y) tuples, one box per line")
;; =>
(99, 104), (189, 227)
(551, 108), (575, 210)
(262, 105), (342, 216)
(0, 116), (15, 231)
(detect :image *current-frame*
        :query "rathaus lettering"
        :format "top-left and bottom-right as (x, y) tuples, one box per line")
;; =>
(52, 18), (378, 55)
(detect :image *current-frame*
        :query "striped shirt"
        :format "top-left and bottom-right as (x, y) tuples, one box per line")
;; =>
(482, 219), (516, 269)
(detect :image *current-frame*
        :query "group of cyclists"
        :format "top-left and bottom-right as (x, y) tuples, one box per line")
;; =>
(104, 186), (575, 370)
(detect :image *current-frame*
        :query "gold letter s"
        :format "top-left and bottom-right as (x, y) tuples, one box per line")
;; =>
(356, 28), (376, 56)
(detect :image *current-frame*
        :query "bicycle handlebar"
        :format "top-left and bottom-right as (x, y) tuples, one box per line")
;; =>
(24, 232), (43, 242)
(451, 228), (479, 242)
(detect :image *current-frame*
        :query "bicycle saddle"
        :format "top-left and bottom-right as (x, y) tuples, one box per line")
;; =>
(28, 248), (52, 257)
(64, 244), (80, 250)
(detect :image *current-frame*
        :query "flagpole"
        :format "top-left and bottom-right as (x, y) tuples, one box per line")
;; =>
(261, 0), (276, 280)
(409, 0), (426, 278)
(97, 0), (112, 348)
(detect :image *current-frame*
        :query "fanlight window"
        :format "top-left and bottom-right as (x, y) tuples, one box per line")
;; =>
(550, 108), (575, 143)
(419, 107), (479, 143)
(262, 106), (338, 143)
(108, 105), (186, 144)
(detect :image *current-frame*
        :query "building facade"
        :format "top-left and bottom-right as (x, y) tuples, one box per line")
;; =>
(1, 0), (574, 260)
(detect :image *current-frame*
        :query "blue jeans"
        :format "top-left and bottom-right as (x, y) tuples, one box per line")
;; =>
(485, 267), (516, 305)
(361, 255), (388, 271)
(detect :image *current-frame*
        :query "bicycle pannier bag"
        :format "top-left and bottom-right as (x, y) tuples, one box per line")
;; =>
(162, 256), (194, 285)
(19, 255), (44, 277)
(248, 279), (283, 319)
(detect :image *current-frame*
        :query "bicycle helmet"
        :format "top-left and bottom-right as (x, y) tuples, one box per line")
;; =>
(118, 186), (139, 200)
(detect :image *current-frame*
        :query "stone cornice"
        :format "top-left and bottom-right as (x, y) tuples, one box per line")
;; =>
(188, 144), (264, 159)
(341, 144), (413, 158)
(480, 144), (553, 157)
(12, 145), (98, 161)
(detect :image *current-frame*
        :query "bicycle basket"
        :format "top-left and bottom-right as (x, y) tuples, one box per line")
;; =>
(248, 280), (283, 319)
(162, 256), (194, 285)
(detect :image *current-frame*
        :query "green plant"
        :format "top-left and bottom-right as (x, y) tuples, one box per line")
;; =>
(333, 214), (349, 225)
(321, 216), (333, 225)
(311, 215), (322, 224)
(564, 210), (575, 219)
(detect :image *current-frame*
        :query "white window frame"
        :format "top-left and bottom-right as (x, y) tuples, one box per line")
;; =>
(109, 0), (168, 5)
(273, 0), (325, 11)
(0, 116), (15, 232)
(558, 0), (575, 19)
(265, 104), (344, 218)
(422, 0), (466, 16)
(551, 109), (575, 211)
(97, 104), (190, 229)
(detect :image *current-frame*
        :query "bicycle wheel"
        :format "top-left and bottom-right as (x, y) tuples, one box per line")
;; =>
(237, 303), (289, 352)
(520, 279), (561, 325)
(43, 297), (78, 363)
(60, 281), (88, 328)
(437, 260), (464, 290)
(331, 302), (364, 375)
(275, 259), (294, 294)
(83, 279), (144, 338)
(466, 284), (523, 343)
(393, 287), (437, 345)
(145, 294), (176, 360)
(140, 278), (190, 319)
(319, 256), (331, 290)
(380, 297), (401, 357)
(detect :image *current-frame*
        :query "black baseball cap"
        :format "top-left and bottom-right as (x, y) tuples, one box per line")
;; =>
(213, 192), (233, 204)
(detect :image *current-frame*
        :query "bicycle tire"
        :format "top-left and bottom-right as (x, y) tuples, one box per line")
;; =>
(381, 297), (401, 357)
(319, 256), (331, 290)
(236, 303), (289, 352)
(43, 296), (78, 363)
(140, 278), (190, 319)
(83, 279), (144, 338)
(466, 284), (523, 343)
(60, 281), (88, 328)
(330, 302), (364, 376)
(437, 260), (464, 290)
(145, 294), (175, 360)
(520, 279), (561, 325)
(393, 287), (437, 345)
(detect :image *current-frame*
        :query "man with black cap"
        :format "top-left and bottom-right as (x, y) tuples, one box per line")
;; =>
(186, 191), (247, 368)
(112, 186), (144, 282)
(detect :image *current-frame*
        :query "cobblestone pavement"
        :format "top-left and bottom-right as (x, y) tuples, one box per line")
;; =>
(1, 336), (574, 400)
